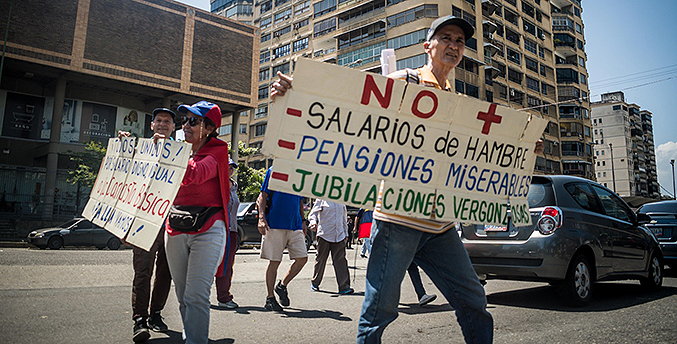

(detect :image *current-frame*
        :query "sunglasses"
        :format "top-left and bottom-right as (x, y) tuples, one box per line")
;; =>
(181, 116), (204, 127)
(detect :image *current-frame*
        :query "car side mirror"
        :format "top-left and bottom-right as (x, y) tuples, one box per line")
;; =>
(636, 213), (651, 225)
(250, 210), (259, 216)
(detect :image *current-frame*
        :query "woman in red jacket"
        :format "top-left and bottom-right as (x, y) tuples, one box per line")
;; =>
(164, 101), (230, 344)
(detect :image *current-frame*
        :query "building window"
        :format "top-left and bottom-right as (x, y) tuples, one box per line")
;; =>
(525, 57), (538, 72)
(396, 53), (427, 70)
(580, 73), (587, 85)
(258, 85), (269, 100)
(255, 106), (268, 119)
(526, 76), (539, 91)
(260, 50), (270, 64)
(338, 41), (386, 66)
(261, 33), (271, 43)
(294, 0), (310, 15)
(260, 1), (272, 14)
(239, 124), (247, 134)
(613, 105), (621, 111)
(508, 69), (522, 84)
(294, 18), (309, 30)
(506, 28), (520, 45)
(524, 39), (537, 54)
(273, 44), (291, 58)
(504, 9), (519, 26)
(272, 62), (290, 75)
(314, 17), (336, 37)
(521, 1), (534, 18)
(538, 45), (545, 59)
(337, 21), (385, 50)
(260, 17), (271, 29)
(575, 23), (582, 34)
(387, 4), (438, 28)
(387, 29), (427, 50)
(255, 123), (267, 137)
(218, 124), (232, 136)
(523, 20), (536, 36)
(293, 37), (309, 52)
(259, 68), (270, 81)
(274, 26), (291, 38)
(486, 90), (493, 102)
(314, 0), (336, 18)
(507, 48), (521, 65)
(274, 7), (292, 23)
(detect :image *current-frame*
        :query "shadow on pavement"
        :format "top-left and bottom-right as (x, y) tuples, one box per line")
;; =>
(398, 302), (454, 315)
(147, 330), (234, 343)
(486, 282), (677, 312)
(280, 308), (353, 321)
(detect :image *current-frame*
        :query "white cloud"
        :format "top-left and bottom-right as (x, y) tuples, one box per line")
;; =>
(656, 141), (677, 198)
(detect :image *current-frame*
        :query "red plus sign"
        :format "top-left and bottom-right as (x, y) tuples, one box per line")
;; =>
(477, 104), (502, 135)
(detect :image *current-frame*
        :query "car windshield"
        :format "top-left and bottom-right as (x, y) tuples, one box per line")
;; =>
(237, 202), (253, 217)
(58, 219), (80, 228)
(638, 201), (677, 213)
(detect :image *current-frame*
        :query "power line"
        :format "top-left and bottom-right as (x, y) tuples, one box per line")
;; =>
(588, 63), (677, 85)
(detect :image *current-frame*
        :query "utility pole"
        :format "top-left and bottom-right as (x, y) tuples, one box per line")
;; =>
(609, 143), (616, 192)
(671, 159), (675, 200)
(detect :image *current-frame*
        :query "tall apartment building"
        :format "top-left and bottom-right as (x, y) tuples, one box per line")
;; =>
(591, 91), (660, 199)
(214, 0), (593, 175)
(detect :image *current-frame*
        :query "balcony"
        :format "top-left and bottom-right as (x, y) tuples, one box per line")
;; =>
(484, 41), (501, 57)
(482, 0), (501, 17)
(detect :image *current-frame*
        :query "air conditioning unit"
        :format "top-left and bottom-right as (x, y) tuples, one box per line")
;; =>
(539, 33), (545, 39)
(271, 54), (276, 60)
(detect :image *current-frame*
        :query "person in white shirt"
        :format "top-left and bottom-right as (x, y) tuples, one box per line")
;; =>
(308, 199), (354, 294)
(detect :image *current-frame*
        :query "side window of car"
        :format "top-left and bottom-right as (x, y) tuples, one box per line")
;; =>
(565, 183), (602, 213)
(591, 185), (632, 222)
(78, 220), (93, 229)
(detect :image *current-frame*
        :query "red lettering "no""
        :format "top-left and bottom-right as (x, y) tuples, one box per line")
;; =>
(360, 74), (438, 119)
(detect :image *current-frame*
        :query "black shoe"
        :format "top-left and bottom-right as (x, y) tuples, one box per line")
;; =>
(148, 311), (168, 332)
(133, 316), (150, 342)
(264, 296), (283, 311)
(275, 281), (290, 307)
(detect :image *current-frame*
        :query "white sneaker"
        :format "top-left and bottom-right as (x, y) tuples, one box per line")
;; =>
(418, 294), (437, 306)
(218, 300), (239, 309)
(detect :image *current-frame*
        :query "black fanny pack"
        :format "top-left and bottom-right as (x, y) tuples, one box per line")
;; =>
(168, 205), (222, 232)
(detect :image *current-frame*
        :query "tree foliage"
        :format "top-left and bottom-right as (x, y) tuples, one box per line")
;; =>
(68, 141), (107, 187)
(234, 141), (266, 202)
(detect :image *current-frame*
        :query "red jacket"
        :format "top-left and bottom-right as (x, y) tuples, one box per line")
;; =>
(166, 138), (230, 235)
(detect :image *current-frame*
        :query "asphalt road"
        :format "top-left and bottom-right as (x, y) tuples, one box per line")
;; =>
(0, 246), (676, 344)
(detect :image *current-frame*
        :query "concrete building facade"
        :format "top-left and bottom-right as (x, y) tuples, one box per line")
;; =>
(213, 0), (593, 178)
(0, 0), (258, 232)
(591, 91), (660, 199)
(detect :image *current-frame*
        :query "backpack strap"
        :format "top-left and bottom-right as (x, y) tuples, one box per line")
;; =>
(405, 68), (420, 84)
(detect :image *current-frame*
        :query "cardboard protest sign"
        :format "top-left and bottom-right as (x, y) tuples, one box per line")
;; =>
(262, 58), (547, 227)
(82, 137), (191, 250)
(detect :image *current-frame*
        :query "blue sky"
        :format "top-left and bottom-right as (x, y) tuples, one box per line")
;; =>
(178, 0), (677, 197)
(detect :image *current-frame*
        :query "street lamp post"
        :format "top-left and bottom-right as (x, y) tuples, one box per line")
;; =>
(609, 143), (616, 192)
(671, 159), (675, 200)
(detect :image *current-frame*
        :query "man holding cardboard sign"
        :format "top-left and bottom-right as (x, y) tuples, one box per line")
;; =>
(271, 16), (545, 344)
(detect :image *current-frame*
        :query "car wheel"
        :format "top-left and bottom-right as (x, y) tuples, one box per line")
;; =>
(107, 237), (121, 250)
(640, 253), (663, 289)
(560, 254), (593, 307)
(47, 236), (63, 250)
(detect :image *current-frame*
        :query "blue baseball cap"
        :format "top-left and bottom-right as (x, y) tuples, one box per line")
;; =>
(228, 158), (238, 168)
(177, 101), (222, 128)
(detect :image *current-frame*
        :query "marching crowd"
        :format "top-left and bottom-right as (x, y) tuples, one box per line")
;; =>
(120, 15), (547, 344)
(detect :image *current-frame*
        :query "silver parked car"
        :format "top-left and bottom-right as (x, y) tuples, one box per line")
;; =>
(637, 200), (677, 269)
(460, 175), (663, 306)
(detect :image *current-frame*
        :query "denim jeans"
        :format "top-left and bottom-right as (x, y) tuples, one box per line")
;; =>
(165, 221), (227, 344)
(357, 220), (493, 344)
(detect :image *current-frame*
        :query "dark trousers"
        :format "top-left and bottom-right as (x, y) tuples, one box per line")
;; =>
(132, 229), (172, 319)
(312, 236), (351, 291)
(407, 262), (427, 300)
(216, 231), (238, 303)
